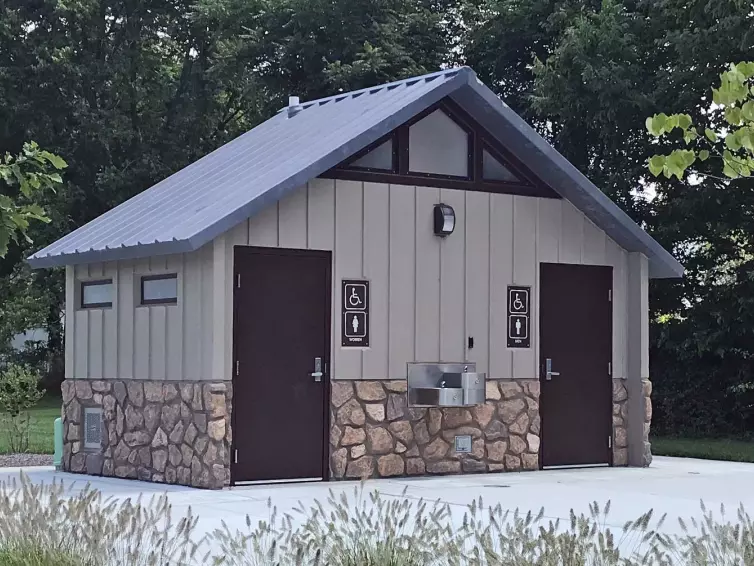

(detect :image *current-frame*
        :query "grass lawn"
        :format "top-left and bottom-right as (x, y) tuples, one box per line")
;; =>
(0, 394), (61, 454)
(652, 436), (754, 463)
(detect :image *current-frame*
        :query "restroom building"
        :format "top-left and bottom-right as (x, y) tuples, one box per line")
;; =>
(29, 67), (683, 488)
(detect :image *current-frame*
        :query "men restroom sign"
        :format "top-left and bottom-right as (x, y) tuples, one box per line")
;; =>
(507, 286), (531, 348)
(342, 280), (370, 347)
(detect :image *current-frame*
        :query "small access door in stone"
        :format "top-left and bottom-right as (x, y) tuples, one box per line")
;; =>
(232, 247), (332, 483)
(539, 263), (613, 468)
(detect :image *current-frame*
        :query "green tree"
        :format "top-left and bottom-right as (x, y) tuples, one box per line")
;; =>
(0, 142), (66, 257)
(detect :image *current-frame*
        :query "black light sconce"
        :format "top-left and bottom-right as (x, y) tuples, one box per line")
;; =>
(433, 203), (456, 237)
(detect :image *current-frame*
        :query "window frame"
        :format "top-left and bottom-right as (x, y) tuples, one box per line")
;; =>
(140, 273), (178, 306)
(79, 279), (114, 309)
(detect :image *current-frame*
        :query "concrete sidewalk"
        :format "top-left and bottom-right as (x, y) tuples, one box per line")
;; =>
(2, 456), (753, 542)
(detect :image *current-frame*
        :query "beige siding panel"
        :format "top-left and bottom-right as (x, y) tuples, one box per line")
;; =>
(439, 188), (466, 363)
(414, 186), (441, 362)
(212, 235), (229, 381)
(464, 191), (490, 373)
(103, 262), (118, 379)
(608, 239), (629, 379)
(133, 306), (150, 379)
(89, 309), (104, 379)
(73, 264), (90, 378)
(248, 201), (279, 247)
(200, 246), (215, 380)
(559, 201), (583, 264)
(183, 250), (203, 380)
(334, 180), (364, 379)
(278, 189), (308, 249)
(223, 222), (249, 381)
(388, 184), (416, 378)
(512, 196), (537, 379)
(150, 306), (167, 380)
(362, 182), (390, 378)
(65, 266), (75, 380)
(489, 193), (514, 379)
(537, 199), (562, 264)
(307, 179), (336, 252)
(582, 217), (607, 265)
(117, 262), (135, 379)
(166, 255), (184, 380)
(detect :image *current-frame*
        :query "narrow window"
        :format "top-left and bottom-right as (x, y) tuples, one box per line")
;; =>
(83, 407), (103, 449)
(80, 280), (113, 309)
(141, 274), (178, 305)
(482, 149), (520, 183)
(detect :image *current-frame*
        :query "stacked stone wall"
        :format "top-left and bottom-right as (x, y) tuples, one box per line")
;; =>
(61, 379), (232, 489)
(329, 379), (541, 479)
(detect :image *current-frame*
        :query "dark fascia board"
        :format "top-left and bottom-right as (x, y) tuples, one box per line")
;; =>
(29, 70), (469, 269)
(452, 75), (684, 279)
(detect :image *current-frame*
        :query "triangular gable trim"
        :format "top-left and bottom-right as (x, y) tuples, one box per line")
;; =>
(326, 98), (559, 200)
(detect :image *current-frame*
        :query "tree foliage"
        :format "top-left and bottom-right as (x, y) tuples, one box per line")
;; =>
(646, 62), (754, 180)
(0, 142), (66, 257)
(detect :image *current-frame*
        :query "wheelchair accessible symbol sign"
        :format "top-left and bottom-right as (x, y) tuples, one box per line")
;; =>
(342, 280), (369, 347)
(507, 286), (530, 348)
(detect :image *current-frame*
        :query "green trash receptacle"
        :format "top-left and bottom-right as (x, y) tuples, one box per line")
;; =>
(53, 417), (63, 470)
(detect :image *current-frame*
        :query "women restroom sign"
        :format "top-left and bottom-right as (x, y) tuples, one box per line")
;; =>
(507, 286), (530, 348)
(342, 280), (369, 347)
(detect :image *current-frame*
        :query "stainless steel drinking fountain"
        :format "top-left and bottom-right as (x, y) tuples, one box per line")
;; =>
(407, 362), (486, 407)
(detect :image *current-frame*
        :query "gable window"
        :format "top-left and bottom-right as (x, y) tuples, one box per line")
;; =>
(482, 148), (520, 183)
(80, 280), (113, 309)
(408, 109), (470, 178)
(350, 139), (395, 171)
(141, 274), (178, 305)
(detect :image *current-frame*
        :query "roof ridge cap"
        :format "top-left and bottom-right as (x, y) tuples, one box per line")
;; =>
(277, 67), (473, 113)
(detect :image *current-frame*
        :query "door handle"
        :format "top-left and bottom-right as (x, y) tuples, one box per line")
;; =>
(310, 357), (323, 382)
(545, 358), (560, 381)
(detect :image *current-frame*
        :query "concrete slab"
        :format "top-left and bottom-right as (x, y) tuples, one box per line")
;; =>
(2, 456), (753, 552)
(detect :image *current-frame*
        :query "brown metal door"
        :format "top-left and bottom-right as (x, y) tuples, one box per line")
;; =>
(539, 263), (612, 468)
(232, 247), (331, 482)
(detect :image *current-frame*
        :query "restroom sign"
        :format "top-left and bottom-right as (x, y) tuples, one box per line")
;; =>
(507, 286), (530, 348)
(342, 280), (369, 347)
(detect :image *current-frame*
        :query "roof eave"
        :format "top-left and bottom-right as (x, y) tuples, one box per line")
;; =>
(27, 239), (197, 269)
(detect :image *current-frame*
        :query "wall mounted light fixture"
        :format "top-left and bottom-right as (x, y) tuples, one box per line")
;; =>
(433, 203), (456, 237)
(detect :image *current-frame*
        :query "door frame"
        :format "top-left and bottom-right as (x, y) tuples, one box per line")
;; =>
(537, 262), (614, 469)
(230, 245), (333, 485)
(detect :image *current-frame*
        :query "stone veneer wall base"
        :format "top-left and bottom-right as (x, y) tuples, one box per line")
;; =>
(612, 378), (652, 467)
(330, 379), (541, 479)
(62, 379), (232, 489)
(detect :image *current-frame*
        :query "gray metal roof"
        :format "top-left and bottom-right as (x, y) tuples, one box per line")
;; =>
(28, 67), (683, 278)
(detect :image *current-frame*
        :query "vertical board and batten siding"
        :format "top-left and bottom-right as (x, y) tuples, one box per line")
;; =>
(217, 179), (630, 381)
(65, 247), (214, 381)
(66, 179), (630, 383)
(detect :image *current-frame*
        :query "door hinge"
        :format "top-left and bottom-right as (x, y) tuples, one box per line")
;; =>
(608, 289), (612, 302)
(608, 362), (612, 376)
(234, 449), (238, 464)
(237, 274), (241, 288)
(235, 360), (240, 376)
(608, 436), (612, 449)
